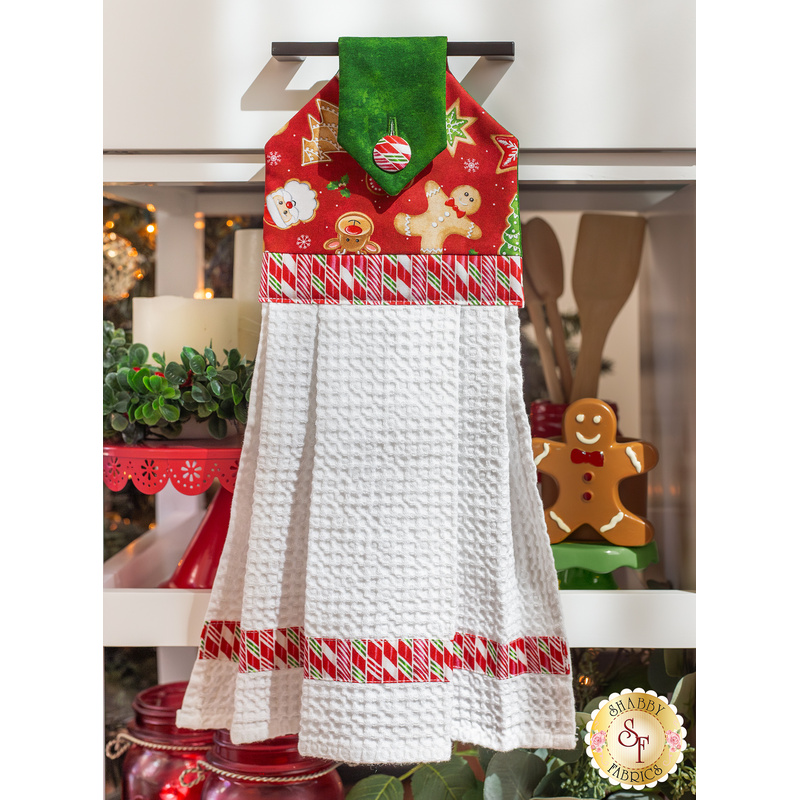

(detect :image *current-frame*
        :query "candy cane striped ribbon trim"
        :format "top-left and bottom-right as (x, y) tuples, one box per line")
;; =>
(259, 253), (523, 306)
(199, 622), (570, 682)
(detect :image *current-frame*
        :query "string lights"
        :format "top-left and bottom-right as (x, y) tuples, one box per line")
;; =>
(103, 230), (144, 302)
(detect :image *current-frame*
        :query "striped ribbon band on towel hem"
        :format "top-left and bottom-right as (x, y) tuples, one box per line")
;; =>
(199, 622), (571, 682)
(259, 253), (523, 306)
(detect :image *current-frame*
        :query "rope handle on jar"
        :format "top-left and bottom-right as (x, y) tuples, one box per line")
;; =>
(105, 729), (209, 760)
(179, 759), (343, 788)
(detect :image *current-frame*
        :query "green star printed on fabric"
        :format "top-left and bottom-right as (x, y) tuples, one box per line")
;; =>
(445, 97), (477, 156)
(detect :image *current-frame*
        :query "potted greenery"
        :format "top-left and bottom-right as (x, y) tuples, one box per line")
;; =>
(343, 718), (695, 800)
(343, 726), (695, 800)
(343, 650), (696, 800)
(103, 321), (255, 444)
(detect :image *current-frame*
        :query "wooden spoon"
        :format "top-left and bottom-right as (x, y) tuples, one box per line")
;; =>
(521, 225), (564, 404)
(570, 213), (647, 402)
(522, 217), (573, 401)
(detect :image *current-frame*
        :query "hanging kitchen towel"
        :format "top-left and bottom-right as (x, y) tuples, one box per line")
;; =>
(177, 36), (576, 763)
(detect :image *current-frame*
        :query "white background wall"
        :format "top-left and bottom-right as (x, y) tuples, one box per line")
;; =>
(104, 0), (695, 152)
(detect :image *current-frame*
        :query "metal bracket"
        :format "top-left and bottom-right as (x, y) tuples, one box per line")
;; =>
(271, 41), (515, 62)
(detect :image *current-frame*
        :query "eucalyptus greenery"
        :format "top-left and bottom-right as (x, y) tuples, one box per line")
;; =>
(344, 730), (695, 800)
(344, 670), (696, 800)
(103, 321), (254, 444)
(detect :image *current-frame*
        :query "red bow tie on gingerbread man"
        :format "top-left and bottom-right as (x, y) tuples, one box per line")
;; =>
(570, 448), (604, 467)
(532, 398), (658, 547)
(444, 197), (467, 218)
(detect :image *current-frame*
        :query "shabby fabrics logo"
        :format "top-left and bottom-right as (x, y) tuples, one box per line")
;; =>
(585, 688), (687, 790)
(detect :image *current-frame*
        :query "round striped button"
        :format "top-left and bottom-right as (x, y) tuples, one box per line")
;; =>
(373, 135), (411, 172)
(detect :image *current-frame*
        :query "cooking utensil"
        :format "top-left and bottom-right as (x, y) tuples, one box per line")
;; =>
(570, 213), (647, 402)
(523, 217), (573, 401)
(521, 248), (564, 404)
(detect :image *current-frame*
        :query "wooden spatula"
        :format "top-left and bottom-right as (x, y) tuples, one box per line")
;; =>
(570, 214), (647, 402)
(523, 217), (573, 401)
(521, 225), (564, 404)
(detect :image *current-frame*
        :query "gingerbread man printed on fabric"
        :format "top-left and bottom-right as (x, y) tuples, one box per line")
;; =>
(394, 180), (482, 254)
(532, 398), (658, 546)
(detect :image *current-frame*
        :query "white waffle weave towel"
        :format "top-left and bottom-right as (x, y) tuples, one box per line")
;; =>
(177, 303), (575, 763)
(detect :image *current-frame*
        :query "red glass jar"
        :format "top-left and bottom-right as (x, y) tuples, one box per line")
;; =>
(196, 731), (344, 799)
(121, 681), (214, 800)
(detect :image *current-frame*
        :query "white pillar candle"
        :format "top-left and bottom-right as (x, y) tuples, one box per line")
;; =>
(233, 228), (264, 362)
(233, 228), (264, 300)
(133, 296), (240, 366)
(236, 305), (261, 364)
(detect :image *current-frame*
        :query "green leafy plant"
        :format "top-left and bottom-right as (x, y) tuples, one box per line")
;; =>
(344, 652), (697, 800)
(103, 320), (254, 444)
(345, 750), (479, 800)
(344, 728), (695, 800)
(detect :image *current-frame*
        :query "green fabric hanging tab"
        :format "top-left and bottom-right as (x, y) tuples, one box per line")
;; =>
(337, 36), (448, 195)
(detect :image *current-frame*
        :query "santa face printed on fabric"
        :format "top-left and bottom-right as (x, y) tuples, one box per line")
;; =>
(261, 71), (522, 305)
(265, 179), (319, 229)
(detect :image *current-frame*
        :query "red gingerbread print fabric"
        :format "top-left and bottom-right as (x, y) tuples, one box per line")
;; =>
(260, 71), (523, 306)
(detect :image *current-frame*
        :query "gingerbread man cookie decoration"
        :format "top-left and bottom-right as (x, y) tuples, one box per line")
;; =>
(394, 180), (482, 253)
(532, 398), (658, 547)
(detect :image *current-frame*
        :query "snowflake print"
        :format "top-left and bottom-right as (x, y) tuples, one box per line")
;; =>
(463, 157), (480, 173)
(296, 234), (311, 249)
(266, 151), (282, 166)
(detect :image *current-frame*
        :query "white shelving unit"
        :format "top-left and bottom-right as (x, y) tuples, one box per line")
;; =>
(103, 178), (696, 674)
(104, 588), (695, 650)
(103, 186), (696, 675)
(103, 150), (696, 189)
(103, 512), (696, 650)
(104, 2), (696, 678)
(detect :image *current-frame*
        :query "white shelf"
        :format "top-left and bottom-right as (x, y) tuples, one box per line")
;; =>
(104, 512), (695, 650)
(103, 510), (205, 589)
(560, 590), (695, 649)
(103, 149), (695, 188)
(103, 152), (266, 186)
(104, 588), (211, 647)
(103, 149), (694, 218)
(103, 586), (695, 650)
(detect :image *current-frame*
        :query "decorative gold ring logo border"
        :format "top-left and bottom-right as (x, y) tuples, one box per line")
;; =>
(584, 687), (688, 790)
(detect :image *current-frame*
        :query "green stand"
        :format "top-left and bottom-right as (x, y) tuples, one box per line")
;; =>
(551, 540), (659, 590)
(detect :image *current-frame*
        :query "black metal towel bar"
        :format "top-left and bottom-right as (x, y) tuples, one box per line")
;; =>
(271, 41), (515, 62)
